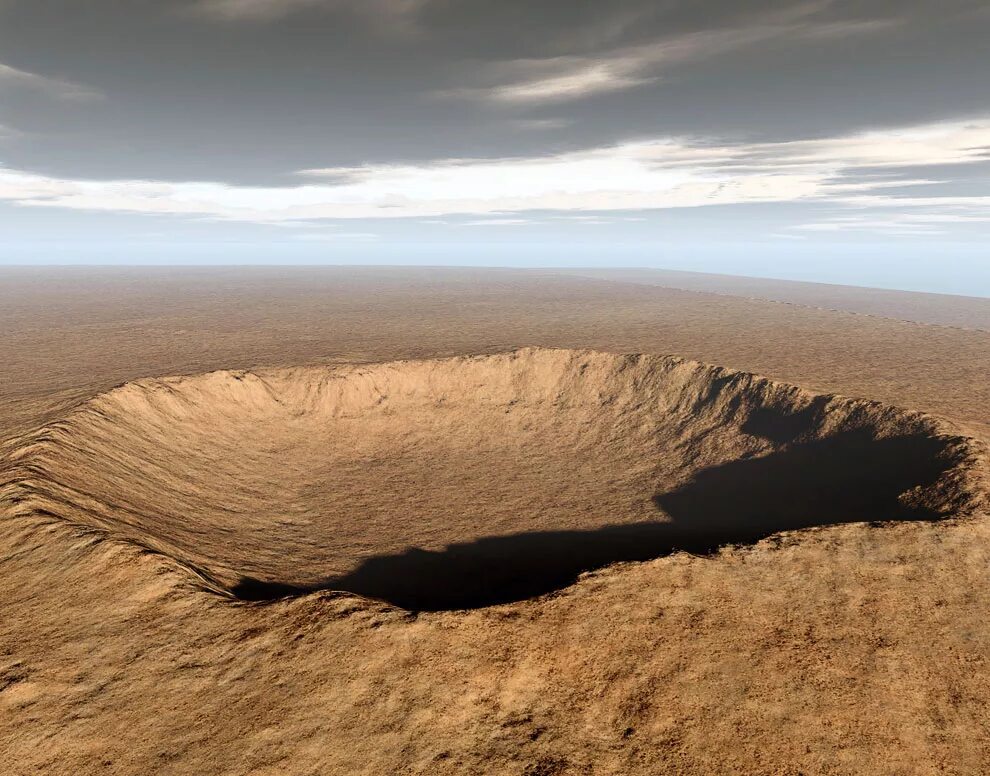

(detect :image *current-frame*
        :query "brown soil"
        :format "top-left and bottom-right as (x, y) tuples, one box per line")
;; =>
(562, 268), (990, 331)
(2, 268), (990, 775)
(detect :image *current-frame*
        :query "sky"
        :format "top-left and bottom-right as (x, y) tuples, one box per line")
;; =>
(1, 0), (988, 294)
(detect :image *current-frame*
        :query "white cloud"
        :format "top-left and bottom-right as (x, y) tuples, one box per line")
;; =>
(552, 214), (646, 225)
(1, 116), (989, 228)
(441, 28), (765, 104)
(461, 218), (532, 227)
(753, 121), (990, 169)
(510, 118), (573, 131)
(793, 211), (990, 236)
(441, 10), (899, 104)
(480, 60), (656, 103)
(0, 62), (103, 101)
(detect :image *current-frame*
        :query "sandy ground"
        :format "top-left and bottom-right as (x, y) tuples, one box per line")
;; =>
(2, 267), (990, 775)
(561, 268), (990, 331)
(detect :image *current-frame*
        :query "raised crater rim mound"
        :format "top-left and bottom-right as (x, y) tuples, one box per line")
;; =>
(2, 348), (987, 611)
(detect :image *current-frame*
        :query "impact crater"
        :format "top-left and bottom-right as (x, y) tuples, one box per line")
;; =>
(2, 349), (984, 610)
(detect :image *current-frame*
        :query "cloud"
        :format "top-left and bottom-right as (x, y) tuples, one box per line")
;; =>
(793, 212), (990, 236)
(1, 116), (988, 227)
(439, 29), (762, 104)
(510, 118), (574, 131)
(195, 0), (312, 19)
(470, 59), (657, 103)
(552, 214), (646, 225)
(194, 0), (430, 26)
(440, 10), (900, 104)
(0, 62), (103, 101)
(460, 218), (532, 227)
(745, 121), (990, 170)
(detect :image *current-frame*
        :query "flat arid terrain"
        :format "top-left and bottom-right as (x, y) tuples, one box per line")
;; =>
(561, 269), (990, 332)
(3, 267), (990, 775)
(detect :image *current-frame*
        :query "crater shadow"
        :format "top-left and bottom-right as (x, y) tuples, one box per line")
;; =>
(231, 429), (953, 611)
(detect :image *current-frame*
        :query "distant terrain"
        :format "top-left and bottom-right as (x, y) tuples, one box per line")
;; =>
(561, 268), (990, 331)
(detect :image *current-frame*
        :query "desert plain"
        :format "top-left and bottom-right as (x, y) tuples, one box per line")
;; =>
(2, 266), (990, 775)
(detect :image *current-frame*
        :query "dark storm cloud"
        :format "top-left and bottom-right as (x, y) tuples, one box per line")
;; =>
(0, 0), (988, 185)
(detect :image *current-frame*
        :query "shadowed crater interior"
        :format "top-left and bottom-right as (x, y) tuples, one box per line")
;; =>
(6, 349), (980, 611)
(233, 430), (951, 610)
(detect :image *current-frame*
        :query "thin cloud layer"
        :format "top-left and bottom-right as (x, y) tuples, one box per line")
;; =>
(194, 0), (431, 25)
(0, 62), (102, 101)
(439, 6), (901, 104)
(2, 117), (987, 229)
